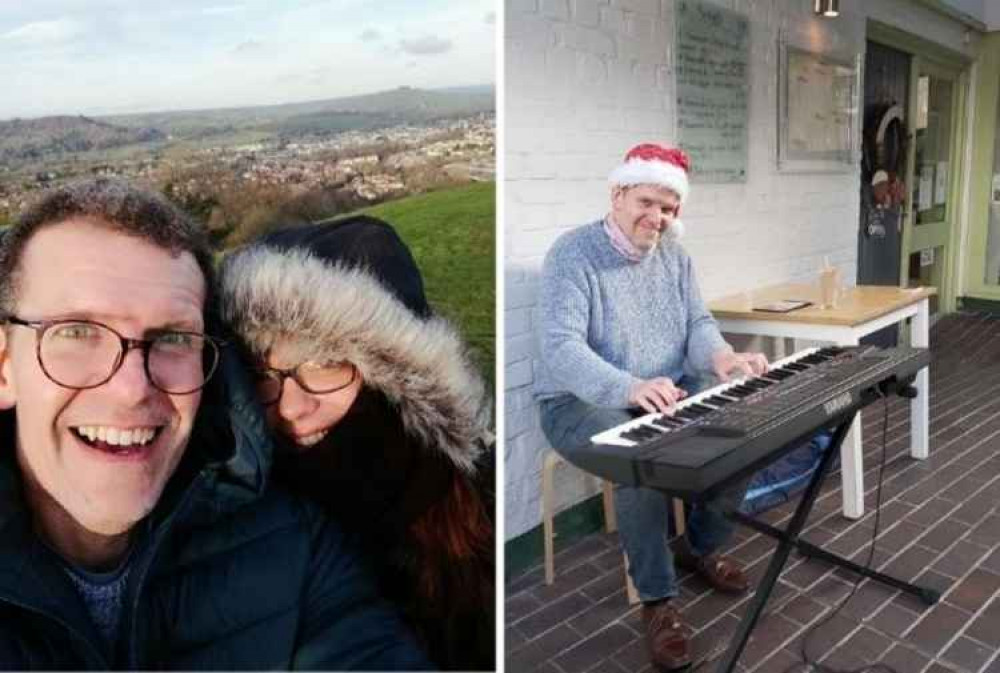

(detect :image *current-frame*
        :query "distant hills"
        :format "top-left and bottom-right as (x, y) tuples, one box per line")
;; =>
(0, 85), (494, 169)
(0, 116), (165, 164)
(104, 85), (494, 136)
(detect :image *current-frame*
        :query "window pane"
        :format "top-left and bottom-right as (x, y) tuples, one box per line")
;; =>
(985, 75), (1000, 286)
(912, 75), (952, 226)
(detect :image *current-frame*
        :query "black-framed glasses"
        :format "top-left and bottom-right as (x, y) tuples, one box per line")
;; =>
(253, 362), (358, 406)
(3, 316), (223, 395)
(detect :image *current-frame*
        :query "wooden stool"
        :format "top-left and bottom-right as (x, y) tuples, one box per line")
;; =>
(541, 450), (686, 605)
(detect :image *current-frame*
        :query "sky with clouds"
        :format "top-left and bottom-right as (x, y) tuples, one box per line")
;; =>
(1, 0), (496, 120)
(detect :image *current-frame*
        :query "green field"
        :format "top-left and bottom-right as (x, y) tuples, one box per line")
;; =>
(356, 182), (496, 393)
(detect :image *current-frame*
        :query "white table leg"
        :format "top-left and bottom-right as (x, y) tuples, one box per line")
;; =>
(773, 337), (787, 360)
(840, 334), (864, 520)
(910, 299), (930, 459)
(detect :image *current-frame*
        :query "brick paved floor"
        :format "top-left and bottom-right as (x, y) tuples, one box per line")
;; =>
(506, 312), (1000, 673)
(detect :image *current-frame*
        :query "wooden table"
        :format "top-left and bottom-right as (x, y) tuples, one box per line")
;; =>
(708, 283), (936, 519)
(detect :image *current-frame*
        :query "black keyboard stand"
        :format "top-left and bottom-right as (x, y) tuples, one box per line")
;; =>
(710, 411), (941, 673)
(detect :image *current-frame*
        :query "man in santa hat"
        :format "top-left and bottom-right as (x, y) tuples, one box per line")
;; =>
(535, 143), (768, 670)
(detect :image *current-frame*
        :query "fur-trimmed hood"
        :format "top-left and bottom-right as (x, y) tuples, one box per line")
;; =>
(218, 234), (491, 474)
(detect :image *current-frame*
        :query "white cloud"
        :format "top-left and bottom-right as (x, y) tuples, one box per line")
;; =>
(2, 18), (85, 44)
(0, 1), (494, 118)
(307, 67), (330, 85)
(399, 34), (451, 56)
(233, 39), (264, 53)
(201, 5), (246, 15)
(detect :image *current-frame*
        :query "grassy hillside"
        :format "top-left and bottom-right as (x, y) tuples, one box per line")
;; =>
(358, 182), (495, 393)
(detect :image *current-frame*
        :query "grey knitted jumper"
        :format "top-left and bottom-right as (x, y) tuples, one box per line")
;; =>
(534, 219), (729, 408)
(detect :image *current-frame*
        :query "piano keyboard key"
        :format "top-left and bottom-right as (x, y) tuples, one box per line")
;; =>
(590, 347), (825, 448)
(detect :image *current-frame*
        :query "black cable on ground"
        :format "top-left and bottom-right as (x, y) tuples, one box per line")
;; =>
(776, 391), (900, 673)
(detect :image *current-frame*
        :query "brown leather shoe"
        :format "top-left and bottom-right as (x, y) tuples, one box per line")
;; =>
(675, 549), (750, 594)
(641, 601), (693, 671)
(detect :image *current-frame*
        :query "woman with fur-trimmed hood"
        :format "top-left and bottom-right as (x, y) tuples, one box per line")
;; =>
(218, 215), (495, 671)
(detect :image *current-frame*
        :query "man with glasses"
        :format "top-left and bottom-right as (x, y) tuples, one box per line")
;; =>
(0, 179), (429, 669)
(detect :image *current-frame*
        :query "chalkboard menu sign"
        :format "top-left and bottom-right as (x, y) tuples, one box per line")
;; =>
(675, 0), (749, 183)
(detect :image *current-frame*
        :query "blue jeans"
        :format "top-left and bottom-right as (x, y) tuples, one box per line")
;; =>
(539, 394), (745, 602)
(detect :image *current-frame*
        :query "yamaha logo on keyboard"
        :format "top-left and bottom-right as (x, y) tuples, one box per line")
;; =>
(824, 392), (853, 416)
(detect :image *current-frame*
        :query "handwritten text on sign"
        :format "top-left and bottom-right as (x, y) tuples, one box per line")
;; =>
(676, 0), (749, 183)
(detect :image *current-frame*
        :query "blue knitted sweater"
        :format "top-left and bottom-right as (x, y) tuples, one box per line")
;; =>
(534, 219), (729, 408)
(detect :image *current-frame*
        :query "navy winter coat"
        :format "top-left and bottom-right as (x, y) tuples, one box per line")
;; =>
(0, 349), (431, 670)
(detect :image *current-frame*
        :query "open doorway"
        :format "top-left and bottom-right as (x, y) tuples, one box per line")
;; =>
(858, 40), (909, 346)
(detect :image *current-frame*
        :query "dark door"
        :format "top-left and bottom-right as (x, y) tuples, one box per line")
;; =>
(859, 40), (910, 346)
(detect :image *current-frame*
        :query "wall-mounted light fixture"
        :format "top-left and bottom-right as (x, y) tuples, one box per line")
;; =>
(814, 0), (840, 17)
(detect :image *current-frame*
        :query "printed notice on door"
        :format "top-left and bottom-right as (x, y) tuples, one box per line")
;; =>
(675, 0), (749, 183)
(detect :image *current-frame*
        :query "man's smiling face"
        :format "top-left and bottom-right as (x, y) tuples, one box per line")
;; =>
(0, 218), (206, 537)
(610, 184), (681, 253)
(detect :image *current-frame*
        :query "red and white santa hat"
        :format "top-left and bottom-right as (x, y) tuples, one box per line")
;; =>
(608, 143), (691, 202)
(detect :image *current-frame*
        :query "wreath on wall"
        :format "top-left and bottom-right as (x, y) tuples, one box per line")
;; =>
(862, 102), (907, 210)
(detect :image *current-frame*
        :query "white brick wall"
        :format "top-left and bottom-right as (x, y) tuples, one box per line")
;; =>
(504, 0), (977, 540)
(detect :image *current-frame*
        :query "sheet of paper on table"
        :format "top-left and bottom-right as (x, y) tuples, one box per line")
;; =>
(752, 299), (813, 313)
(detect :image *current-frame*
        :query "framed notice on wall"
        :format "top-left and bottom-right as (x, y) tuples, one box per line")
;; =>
(777, 37), (861, 173)
(675, 0), (749, 183)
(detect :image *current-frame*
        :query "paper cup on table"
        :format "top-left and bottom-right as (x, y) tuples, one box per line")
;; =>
(819, 266), (841, 309)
